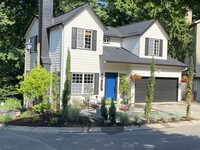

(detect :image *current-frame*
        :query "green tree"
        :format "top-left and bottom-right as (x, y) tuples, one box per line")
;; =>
(100, 0), (193, 61)
(17, 65), (52, 104)
(109, 99), (116, 123)
(119, 75), (129, 100)
(186, 57), (194, 119)
(0, 1), (38, 100)
(52, 67), (60, 112)
(62, 49), (71, 110)
(145, 58), (155, 123)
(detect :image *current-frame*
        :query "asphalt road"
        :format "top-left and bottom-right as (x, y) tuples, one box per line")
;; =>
(0, 125), (200, 150)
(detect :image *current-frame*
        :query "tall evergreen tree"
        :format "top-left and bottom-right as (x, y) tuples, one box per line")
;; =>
(52, 66), (60, 111)
(62, 49), (71, 110)
(145, 58), (155, 123)
(186, 57), (194, 119)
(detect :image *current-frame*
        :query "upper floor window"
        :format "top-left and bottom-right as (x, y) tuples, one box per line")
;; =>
(77, 29), (92, 49)
(145, 38), (163, 57)
(71, 27), (97, 51)
(103, 37), (110, 44)
(30, 35), (37, 53)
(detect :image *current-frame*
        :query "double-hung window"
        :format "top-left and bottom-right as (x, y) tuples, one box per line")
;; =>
(71, 73), (94, 94)
(77, 29), (92, 49)
(30, 35), (37, 53)
(145, 38), (163, 57)
(71, 27), (97, 51)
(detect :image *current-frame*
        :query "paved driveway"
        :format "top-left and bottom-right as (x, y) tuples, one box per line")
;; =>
(129, 101), (200, 119)
(151, 101), (200, 119)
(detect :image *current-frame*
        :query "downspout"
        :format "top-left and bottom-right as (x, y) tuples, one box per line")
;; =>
(59, 24), (64, 108)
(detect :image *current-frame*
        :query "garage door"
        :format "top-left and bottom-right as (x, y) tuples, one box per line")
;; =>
(135, 78), (178, 103)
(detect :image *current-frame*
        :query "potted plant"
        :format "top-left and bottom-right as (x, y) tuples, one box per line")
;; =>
(130, 74), (142, 81)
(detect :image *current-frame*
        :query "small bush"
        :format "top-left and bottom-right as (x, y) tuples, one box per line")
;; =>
(151, 110), (160, 122)
(101, 98), (108, 120)
(161, 113), (170, 122)
(117, 112), (130, 126)
(106, 98), (112, 105)
(134, 112), (143, 124)
(32, 101), (51, 114)
(109, 100), (116, 123)
(32, 115), (41, 122)
(20, 110), (32, 118)
(71, 98), (81, 109)
(120, 99), (128, 104)
(0, 115), (12, 123)
(49, 117), (58, 125)
(174, 113), (182, 121)
(67, 106), (80, 122)
(1, 98), (21, 110)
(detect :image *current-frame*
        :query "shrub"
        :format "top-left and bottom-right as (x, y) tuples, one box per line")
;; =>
(71, 98), (81, 109)
(106, 98), (112, 105)
(134, 112), (143, 124)
(32, 101), (51, 114)
(20, 110), (32, 118)
(32, 115), (41, 122)
(49, 117), (58, 125)
(0, 115), (12, 123)
(120, 99), (128, 104)
(117, 112), (130, 126)
(174, 113), (182, 121)
(101, 98), (108, 120)
(151, 110), (160, 122)
(1, 98), (21, 110)
(109, 100), (116, 123)
(67, 106), (80, 122)
(161, 113), (170, 122)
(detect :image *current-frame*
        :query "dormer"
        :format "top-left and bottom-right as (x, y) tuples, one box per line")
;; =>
(104, 19), (169, 60)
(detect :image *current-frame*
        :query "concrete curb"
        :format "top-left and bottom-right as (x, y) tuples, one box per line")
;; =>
(0, 120), (200, 133)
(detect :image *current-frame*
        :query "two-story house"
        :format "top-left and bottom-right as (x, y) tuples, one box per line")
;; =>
(24, 0), (186, 106)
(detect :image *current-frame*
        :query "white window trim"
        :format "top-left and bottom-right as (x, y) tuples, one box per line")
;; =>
(77, 29), (93, 50)
(71, 73), (95, 95)
(103, 37), (110, 44)
(149, 38), (160, 56)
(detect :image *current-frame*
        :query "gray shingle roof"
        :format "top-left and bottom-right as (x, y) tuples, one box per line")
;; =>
(52, 4), (86, 27)
(100, 46), (187, 67)
(104, 19), (157, 37)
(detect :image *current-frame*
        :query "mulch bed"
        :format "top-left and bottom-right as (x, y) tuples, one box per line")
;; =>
(6, 112), (103, 127)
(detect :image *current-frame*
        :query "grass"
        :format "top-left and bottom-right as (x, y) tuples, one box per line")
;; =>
(0, 115), (12, 123)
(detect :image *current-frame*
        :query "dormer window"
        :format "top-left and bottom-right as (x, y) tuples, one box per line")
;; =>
(145, 38), (163, 57)
(71, 27), (97, 51)
(103, 37), (110, 44)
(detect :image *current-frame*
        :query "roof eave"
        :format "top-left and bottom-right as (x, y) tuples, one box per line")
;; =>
(104, 60), (187, 67)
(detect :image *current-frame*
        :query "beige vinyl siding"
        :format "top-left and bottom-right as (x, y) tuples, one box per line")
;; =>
(60, 7), (104, 97)
(49, 26), (62, 72)
(122, 36), (140, 56)
(63, 8), (103, 72)
(140, 21), (168, 60)
(24, 18), (39, 71)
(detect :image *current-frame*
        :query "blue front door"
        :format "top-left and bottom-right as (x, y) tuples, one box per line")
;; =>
(105, 73), (117, 100)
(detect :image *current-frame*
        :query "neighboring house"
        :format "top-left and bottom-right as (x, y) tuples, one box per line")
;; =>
(24, 0), (186, 106)
(185, 10), (200, 102)
(190, 20), (200, 102)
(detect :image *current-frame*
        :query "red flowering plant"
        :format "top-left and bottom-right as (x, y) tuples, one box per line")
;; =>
(130, 74), (142, 81)
(181, 75), (188, 83)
